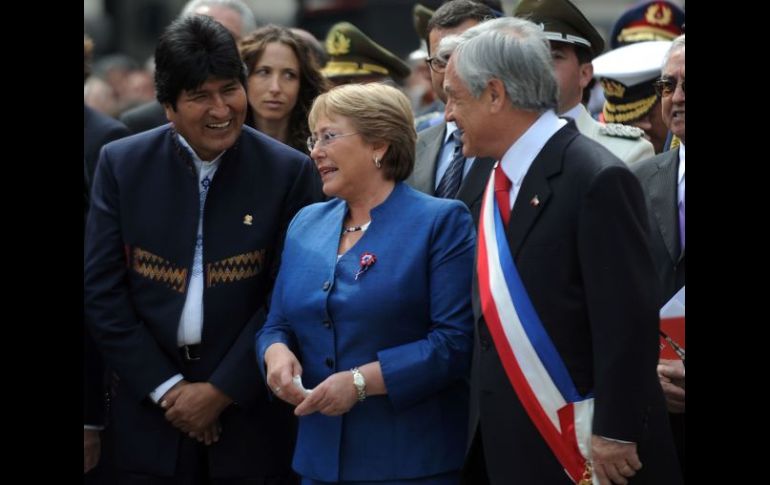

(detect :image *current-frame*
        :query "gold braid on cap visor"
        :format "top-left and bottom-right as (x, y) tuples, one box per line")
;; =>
(603, 93), (658, 123)
(322, 61), (389, 77)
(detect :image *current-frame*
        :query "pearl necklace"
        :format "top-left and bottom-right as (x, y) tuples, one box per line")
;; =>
(342, 220), (371, 234)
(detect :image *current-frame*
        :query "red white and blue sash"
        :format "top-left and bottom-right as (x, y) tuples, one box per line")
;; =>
(477, 167), (594, 484)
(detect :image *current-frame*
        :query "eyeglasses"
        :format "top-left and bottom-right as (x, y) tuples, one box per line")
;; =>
(306, 131), (359, 152)
(654, 76), (685, 97)
(425, 56), (447, 74)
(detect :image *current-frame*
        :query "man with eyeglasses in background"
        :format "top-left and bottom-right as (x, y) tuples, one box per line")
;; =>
(406, 0), (497, 227)
(631, 34), (686, 479)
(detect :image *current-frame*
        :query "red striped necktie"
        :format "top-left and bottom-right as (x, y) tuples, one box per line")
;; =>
(494, 164), (512, 226)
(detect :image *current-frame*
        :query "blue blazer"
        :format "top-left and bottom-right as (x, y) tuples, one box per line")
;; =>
(257, 182), (476, 482)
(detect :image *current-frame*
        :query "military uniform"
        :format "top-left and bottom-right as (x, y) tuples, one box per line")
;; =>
(594, 40), (673, 126)
(322, 22), (410, 85)
(514, 0), (655, 165)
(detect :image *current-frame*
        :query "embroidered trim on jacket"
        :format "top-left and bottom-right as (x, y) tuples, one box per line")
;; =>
(131, 247), (188, 293)
(206, 249), (265, 288)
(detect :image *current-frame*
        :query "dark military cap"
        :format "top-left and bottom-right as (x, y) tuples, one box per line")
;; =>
(514, 0), (604, 59)
(413, 4), (435, 42)
(610, 1), (685, 49)
(593, 40), (671, 123)
(322, 22), (410, 82)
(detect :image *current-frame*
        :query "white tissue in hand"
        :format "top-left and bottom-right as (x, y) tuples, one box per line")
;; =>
(293, 375), (313, 396)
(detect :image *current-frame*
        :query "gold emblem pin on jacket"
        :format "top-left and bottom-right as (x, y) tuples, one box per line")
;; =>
(243, 214), (253, 225)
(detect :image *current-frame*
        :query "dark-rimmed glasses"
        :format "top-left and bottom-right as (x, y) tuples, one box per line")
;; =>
(654, 76), (685, 97)
(306, 132), (359, 152)
(425, 56), (447, 74)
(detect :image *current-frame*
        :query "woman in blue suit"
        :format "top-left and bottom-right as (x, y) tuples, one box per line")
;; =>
(256, 83), (476, 484)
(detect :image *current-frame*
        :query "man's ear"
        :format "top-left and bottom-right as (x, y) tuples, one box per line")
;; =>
(578, 62), (593, 90)
(487, 78), (507, 113)
(163, 102), (176, 122)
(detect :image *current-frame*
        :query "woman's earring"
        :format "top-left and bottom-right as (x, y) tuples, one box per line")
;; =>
(374, 156), (381, 168)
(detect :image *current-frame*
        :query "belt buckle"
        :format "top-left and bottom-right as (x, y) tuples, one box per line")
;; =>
(182, 345), (200, 361)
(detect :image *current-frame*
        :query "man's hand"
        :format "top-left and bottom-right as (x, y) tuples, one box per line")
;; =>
(294, 371), (358, 417)
(264, 343), (305, 406)
(591, 435), (642, 485)
(657, 358), (685, 413)
(162, 382), (232, 434)
(188, 421), (222, 445)
(84, 429), (101, 473)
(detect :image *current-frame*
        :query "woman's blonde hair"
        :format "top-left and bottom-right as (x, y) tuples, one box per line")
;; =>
(308, 83), (416, 181)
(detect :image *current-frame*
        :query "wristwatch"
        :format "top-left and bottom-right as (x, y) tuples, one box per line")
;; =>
(350, 367), (366, 402)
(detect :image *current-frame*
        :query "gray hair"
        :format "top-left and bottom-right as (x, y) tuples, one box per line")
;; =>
(662, 34), (685, 69)
(438, 17), (558, 113)
(181, 0), (257, 37)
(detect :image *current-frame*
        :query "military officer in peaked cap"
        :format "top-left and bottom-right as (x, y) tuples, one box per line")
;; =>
(514, 0), (655, 165)
(594, 40), (673, 154)
(610, 0), (685, 49)
(322, 21), (410, 86)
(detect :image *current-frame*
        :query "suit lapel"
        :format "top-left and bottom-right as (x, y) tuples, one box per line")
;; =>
(505, 124), (576, 258)
(411, 122), (446, 194)
(648, 151), (680, 264)
(457, 157), (495, 206)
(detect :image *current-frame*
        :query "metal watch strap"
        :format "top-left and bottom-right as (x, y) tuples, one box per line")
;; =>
(351, 367), (366, 402)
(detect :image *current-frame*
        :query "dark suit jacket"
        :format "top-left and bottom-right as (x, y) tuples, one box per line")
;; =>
(631, 149), (685, 302)
(84, 105), (131, 182)
(468, 122), (681, 484)
(631, 148), (685, 475)
(84, 124), (322, 478)
(118, 100), (168, 134)
(407, 121), (495, 228)
(84, 157), (107, 427)
(83, 106), (129, 427)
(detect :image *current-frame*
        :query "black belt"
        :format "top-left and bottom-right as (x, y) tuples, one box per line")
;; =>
(179, 344), (201, 361)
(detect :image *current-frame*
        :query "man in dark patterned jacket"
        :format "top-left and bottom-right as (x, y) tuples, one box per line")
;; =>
(85, 15), (321, 484)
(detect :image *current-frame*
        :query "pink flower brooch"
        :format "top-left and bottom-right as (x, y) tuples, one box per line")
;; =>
(355, 252), (377, 280)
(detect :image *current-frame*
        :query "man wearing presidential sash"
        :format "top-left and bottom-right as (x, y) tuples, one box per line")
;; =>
(439, 17), (682, 485)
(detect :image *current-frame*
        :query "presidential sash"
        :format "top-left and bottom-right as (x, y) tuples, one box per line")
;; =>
(476, 167), (594, 484)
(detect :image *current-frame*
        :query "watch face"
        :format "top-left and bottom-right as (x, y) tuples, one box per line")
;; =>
(354, 373), (364, 386)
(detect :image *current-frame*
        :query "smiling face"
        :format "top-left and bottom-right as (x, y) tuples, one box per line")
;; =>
(247, 42), (301, 126)
(164, 76), (247, 161)
(309, 113), (378, 200)
(443, 59), (489, 159)
(661, 48), (685, 144)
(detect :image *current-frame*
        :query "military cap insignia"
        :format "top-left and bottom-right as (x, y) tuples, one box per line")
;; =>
(646, 3), (673, 27)
(599, 123), (646, 140)
(326, 31), (351, 56)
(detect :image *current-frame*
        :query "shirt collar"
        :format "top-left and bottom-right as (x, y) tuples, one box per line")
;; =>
(499, 110), (566, 188)
(175, 133), (225, 166)
(443, 121), (458, 145)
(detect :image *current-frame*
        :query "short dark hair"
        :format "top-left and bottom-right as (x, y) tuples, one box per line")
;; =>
(309, 83), (416, 182)
(155, 15), (246, 110)
(240, 25), (330, 153)
(427, 0), (495, 42)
